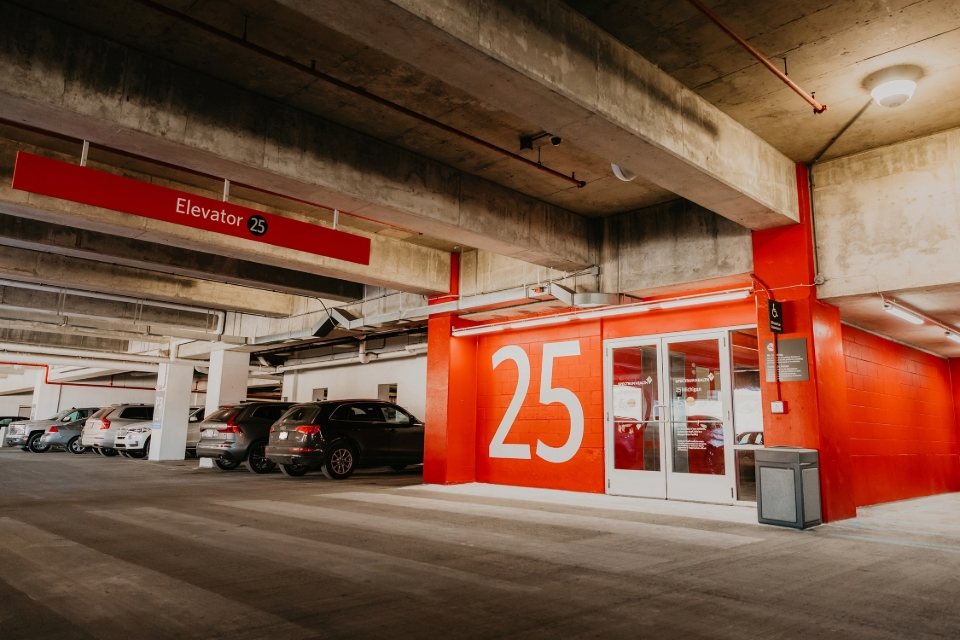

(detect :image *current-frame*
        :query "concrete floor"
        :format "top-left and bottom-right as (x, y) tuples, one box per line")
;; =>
(1, 451), (958, 639)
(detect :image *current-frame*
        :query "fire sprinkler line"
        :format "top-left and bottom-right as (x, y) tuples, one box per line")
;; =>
(129, 0), (586, 188)
(685, 0), (827, 114)
(0, 362), (157, 390)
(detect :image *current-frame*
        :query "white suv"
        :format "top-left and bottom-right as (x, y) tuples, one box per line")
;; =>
(81, 405), (154, 456)
(114, 407), (204, 458)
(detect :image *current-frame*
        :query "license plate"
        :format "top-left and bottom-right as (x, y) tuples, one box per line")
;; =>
(202, 429), (218, 438)
(279, 432), (288, 440)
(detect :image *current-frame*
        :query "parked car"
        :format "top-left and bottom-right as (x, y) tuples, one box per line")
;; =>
(80, 404), (154, 456)
(114, 406), (205, 459)
(195, 402), (293, 473)
(264, 400), (424, 479)
(5, 408), (98, 453)
(0, 415), (30, 446)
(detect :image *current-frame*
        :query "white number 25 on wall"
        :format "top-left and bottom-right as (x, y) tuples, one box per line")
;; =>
(489, 341), (585, 464)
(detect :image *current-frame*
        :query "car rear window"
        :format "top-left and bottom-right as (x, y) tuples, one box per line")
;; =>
(250, 405), (288, 421)
(90, 407), (113, 419)
(119, 406), (154, 420)
(279, 406), (320, 424)
(332, 404), (381, 422)
(206, 407), (241, 422)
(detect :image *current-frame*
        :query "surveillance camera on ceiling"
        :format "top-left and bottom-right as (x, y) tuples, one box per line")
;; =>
(550, 136), (562, 146)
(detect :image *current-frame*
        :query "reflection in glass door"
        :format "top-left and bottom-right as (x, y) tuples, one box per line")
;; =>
(608, 342), (665, 498)
(605, 331), (737, 503)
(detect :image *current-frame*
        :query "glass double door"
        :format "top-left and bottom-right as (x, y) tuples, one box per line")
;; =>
(604, 331), (735, 503)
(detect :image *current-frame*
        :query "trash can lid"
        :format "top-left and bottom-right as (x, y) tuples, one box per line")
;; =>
(755, 446), (819, 464)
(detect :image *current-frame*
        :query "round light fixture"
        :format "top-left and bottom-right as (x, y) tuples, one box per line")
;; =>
(611, 163), (637, 182)
(871, 79), (916, 108)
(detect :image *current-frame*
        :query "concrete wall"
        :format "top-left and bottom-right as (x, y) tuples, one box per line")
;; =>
(281, 355), (427, 419)
(0, 393), (32, 417)
(814, 126), (960, 298)
(600, 200), (754, 296)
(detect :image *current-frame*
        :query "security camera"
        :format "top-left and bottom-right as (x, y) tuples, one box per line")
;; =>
(550, 136), (562, 146)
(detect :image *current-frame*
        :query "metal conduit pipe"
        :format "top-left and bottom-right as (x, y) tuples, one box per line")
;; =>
(0, 353), (159, 373)
(277, 346), (426, 374)
(0, 278), (226, 336)
(0, 343), (277, 373)
(0, 362), (157, 390)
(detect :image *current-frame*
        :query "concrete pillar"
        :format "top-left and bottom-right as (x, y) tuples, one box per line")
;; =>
(205, 347), (248, 415)
(30, 369), (62, 420)
(281, 371), (299, 403)
(149, 363), (194, 461)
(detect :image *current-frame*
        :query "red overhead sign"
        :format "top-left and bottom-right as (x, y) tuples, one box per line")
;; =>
(11, 152), (371, 265)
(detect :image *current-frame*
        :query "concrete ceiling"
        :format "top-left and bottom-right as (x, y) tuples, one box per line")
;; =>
(13, 0), (677, 219)
(825, 283), (960, 359)
(566, 0), (960, 163)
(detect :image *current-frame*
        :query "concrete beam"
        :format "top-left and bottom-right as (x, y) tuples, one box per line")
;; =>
(0, 5), (590, 272)
(0, 213), (363, 301)
(281, 0), (799, 230)
(0, 245), (300, 317)
(599, 200), (754, 297)
(813, 126), (960, 300)
(0, 137), (449, 296)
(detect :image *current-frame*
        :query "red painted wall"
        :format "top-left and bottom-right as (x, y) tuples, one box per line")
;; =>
(476, 322), (605, 492)
(843, 325), (960, 506)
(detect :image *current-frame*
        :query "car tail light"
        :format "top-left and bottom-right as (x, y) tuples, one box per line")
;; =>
(218, 426), (242, 434)
(295, 426), (321, 436)
(269, 426), (275, 433)
(99, 409), (115, 430)
(48, 426), (59, 433)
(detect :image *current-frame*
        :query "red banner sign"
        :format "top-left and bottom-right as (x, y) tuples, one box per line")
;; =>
(11, 152), (370, 265)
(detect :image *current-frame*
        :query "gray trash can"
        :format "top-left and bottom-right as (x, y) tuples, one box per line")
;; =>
(755, 447), (821, 529)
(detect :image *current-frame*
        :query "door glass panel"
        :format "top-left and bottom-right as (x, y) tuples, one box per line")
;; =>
(732, 328), (763, 500)
(612, 345), (660, 471)
(668, 339), (725, 475)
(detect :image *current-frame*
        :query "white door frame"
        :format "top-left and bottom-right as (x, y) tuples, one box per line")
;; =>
(604, 325), (752, 504)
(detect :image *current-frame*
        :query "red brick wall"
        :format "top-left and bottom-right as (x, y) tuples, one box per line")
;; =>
(843, 325), (960, 506)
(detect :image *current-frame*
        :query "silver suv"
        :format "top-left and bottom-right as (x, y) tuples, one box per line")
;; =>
(81, 404), (154, 456)
(5, 408), (98, 453)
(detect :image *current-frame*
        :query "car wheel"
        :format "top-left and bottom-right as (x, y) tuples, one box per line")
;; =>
(142, 438), (150, 459)
(67, 437), (87, 455)
(214, 458), (241, 471)
(245, 442), (275, 474)
(279, 463), (309, 477)
(322, 444), (356, 480)
(101, 448), (119, 457)
(389, 464), (407, 472)
(27, 433), (49, 453)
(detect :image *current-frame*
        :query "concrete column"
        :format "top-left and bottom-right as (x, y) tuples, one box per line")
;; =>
(281, 371), (299, 403)
(149, 363), (194, 461)
(30, 369), (62, 420)
(205, 347), (248, 415)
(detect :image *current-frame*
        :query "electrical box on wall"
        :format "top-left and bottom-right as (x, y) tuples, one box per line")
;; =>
(770, 401), (787, 414)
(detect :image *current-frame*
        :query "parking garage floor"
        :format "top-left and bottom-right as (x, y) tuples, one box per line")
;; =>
(1, 451), (958, 639)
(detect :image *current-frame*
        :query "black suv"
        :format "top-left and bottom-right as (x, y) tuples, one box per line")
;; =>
(265, 400), (424, 478)
(195, 402), (293, 473)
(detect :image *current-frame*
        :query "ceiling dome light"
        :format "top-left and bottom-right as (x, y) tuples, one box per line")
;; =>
(871, 79), (916, 108)
(611, 164), (636, 182)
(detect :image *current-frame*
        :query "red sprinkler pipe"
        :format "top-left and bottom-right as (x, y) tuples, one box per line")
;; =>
(685, 0), (827, 114)
(0, 362), (157, 390)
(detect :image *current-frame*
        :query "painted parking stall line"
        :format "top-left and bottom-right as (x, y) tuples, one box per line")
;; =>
(11, 151), (371, 265)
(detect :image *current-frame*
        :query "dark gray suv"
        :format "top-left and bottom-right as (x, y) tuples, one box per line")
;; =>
(265, 400), (424, 478)
(195, 402), (293, 473)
